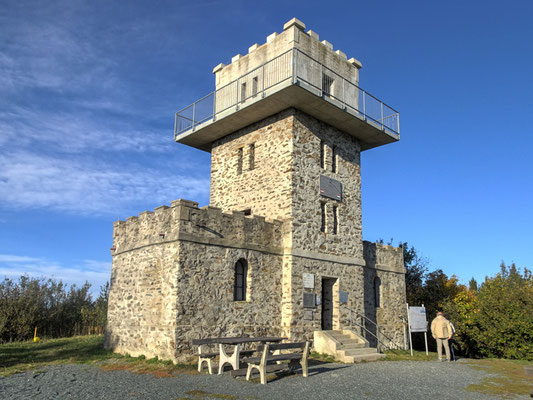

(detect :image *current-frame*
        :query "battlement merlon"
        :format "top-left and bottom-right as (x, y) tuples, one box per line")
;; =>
(213, 18), (363, 89)
(111, 199), (284, 255)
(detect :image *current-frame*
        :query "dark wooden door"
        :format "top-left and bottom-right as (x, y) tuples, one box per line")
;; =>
(321, 278), (336, 330)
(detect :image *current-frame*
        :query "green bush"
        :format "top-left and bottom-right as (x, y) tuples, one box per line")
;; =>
(0, 276), (109, 343)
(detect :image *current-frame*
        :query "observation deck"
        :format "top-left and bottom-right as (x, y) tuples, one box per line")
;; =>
(175, 20), (400, 152)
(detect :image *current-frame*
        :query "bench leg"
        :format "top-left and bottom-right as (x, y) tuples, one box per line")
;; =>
(300, 360), (308, 378)
(245, 365), (253, 381)
(198, 358), (214, 374)
(259, 364), (266, 385)
(218, 344), (240, 374)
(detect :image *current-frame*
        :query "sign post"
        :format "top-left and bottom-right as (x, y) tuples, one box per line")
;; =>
(407, 303), (428, 356)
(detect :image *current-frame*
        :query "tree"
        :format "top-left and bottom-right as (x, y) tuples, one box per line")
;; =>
(400, 242), (428, 306)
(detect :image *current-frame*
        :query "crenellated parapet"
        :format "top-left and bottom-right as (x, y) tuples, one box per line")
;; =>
(213, 17), (362, 90)
(112, 199), (284, 255)
(363, 241), (405, 274)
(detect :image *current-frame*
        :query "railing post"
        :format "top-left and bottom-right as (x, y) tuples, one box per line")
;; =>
(381, 102), (384, 127)
(262, 64), (265, 98)
(292, 49), (297, 84)
(397, 113), (400, 135)
(212, 92), (216, 122)
(362, 91), (366, 117)
(174, 112), (178, 138)
(192, 103), (196, 131)
(235, 79), (239, 111)
(342, 78), (345, 106)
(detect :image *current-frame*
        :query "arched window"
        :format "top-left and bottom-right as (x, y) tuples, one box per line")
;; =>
(234, 259), (248, 301)
(374, 277), (381, 308)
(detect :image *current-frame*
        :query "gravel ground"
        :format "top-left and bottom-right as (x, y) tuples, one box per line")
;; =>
(0, 360), (526, 400)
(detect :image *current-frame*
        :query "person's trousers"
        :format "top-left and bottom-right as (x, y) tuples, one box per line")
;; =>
(436, 338), (450, 361)
(449, 338), (456, 361)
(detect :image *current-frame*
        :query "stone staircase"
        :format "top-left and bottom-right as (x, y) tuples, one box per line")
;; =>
(313, 330), (386, 363)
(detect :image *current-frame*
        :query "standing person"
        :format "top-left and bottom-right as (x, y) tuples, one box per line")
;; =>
(448, 319), (456, 361)
(430, 311), (452, 361)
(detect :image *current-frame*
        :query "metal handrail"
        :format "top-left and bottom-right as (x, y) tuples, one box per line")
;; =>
(343, 304), (401, 352)
(174, 48), (400, 138)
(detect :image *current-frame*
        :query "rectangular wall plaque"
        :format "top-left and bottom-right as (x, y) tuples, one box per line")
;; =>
(303, 273), (315, 289)
(339, 291), (349, 304)
(320, 175), (342, 201)
(303, 292), (316, 308)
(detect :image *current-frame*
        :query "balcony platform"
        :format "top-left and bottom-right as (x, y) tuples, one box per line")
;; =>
(175, 49), (399, 152)
(176, 80), (398, 152)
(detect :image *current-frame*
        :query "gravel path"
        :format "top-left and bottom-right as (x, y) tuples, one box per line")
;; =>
(0, 360), (525, 400)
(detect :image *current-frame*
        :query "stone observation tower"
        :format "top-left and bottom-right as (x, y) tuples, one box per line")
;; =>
(106, 18), (407, 363)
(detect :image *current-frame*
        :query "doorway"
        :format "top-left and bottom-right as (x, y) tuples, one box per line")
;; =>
(321, 278), (337, 330)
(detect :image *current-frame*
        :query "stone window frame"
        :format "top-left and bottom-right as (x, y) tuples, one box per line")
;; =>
(320, 140), (326, 170)
(320, 201), (327, 233)
(237, 147), (244, 175)
(234, 259), (248, 301)
(248, 143), (255, 171)
(332, 204), (338, 235)
(374, 276), (381, 308)
(331, 145), (337, 173)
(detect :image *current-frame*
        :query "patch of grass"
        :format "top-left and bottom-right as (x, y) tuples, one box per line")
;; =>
(0, 335), (197, 378)
(381, 349), (437, 361)
(465, 358), (533, 398)
(309, 351), (339, 363)
(184, 390), (238, 399)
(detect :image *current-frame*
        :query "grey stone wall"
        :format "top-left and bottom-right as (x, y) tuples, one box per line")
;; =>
(363, 241), (407, 348)
(106, 200), (285, 361)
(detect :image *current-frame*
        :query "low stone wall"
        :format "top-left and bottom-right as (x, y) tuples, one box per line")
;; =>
(106, 199), (285, 362)
(362, 241), (406, 349)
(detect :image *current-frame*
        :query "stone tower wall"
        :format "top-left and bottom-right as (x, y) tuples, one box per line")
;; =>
(209, 109), (295, 228)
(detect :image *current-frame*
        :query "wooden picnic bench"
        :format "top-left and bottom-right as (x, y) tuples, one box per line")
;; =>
(191, 336), (285, 375)
(243, 341), (312, 384)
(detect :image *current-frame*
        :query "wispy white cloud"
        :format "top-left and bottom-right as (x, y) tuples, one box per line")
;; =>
(0, 254), (111, 297)
(0, 151), (210, 216)
(0, 106), (171, 153)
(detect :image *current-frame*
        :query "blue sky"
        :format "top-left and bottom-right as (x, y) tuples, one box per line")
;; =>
(1, 0), (532, 296)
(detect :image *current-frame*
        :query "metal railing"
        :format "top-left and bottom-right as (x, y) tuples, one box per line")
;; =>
(343, 305), (401, 352)
(175, 48), (399, 137)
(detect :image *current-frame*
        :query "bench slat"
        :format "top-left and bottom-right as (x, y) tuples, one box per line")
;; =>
(198, 352), (218, 358)
(266, 342), (309, 351)
(243, 353), (303, 364)
(192, 336), (248, 345)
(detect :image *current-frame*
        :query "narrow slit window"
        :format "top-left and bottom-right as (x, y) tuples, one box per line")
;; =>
(234, 259), (248, 301)
(332, 206), (338, 235)
(241, 82), (247, 102)
(320, 140), (325, 169)
(332, 145), (337, 173)
(322, 73), (334, 96)
(252, 77), (258, 97)
(320, 202), (326, 233)
(374, 277), (381, 308)
(237, 147), (243, 175)
(249, 143), (255, 170)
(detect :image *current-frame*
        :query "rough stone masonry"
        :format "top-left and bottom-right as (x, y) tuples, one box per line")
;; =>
(105, 18), (406, 362)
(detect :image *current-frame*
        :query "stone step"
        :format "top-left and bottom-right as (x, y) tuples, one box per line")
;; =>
(335, 342), (366, 350)
(334, 338), (365, 346)
(342, 347), (378, 356)
(350, 353), (386, 363)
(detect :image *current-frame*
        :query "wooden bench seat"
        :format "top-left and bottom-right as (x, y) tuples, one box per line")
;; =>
(244, 341), (311, 384)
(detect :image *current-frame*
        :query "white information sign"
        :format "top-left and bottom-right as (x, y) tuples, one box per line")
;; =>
(408, 306), (427, 332)
(303, 273), (315, 289)
(407, 304), (429, 356)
